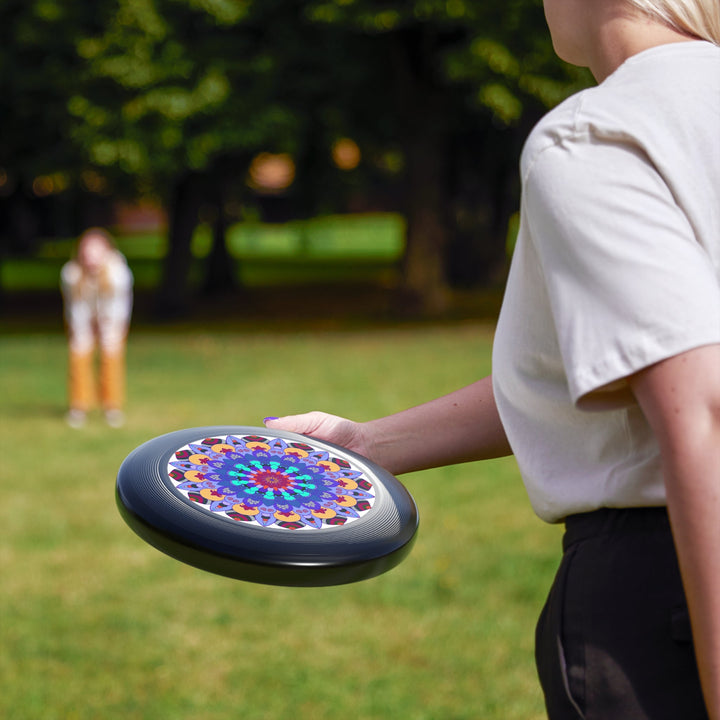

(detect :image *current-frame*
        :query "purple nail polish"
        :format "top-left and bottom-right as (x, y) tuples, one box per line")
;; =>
(263, 416), (279, 424)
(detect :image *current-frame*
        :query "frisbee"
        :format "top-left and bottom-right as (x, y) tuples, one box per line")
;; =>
(116, 426), (419, 587)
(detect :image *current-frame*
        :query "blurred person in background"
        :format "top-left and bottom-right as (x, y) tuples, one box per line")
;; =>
(61, 227), (133, 428)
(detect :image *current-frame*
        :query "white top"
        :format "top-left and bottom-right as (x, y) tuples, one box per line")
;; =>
(492, 41), (720, 523)
(61, 250), (133, 353)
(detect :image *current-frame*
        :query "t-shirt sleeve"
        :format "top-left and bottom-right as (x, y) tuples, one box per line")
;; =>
(524, 135), (720, 407)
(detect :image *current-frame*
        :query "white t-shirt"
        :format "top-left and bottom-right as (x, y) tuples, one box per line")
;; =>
(61, 250), (134, 353)
(492, 41), (720, 523)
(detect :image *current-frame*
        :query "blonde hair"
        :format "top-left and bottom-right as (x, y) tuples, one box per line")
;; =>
(627, 0), (720, 44)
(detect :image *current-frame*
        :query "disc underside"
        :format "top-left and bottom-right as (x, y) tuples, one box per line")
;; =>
(116, 426), (419, 586)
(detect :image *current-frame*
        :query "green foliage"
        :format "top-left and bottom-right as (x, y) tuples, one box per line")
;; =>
(67, 0), (302, 183)
(0, 1), (88, 177)
(0, 325), (561, 719)
(0, 0), (591, 195)
(303, 0), (592, 124)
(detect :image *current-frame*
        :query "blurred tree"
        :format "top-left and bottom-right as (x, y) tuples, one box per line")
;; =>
(70, 0), (375, 315)
(302, 0), (592, 312)
(66, 0), (593, 315)
(0, 0), (592, 315)
(68, 0), (281, 314)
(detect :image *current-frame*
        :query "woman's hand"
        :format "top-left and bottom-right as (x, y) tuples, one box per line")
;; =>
(264, 412), (373, 459)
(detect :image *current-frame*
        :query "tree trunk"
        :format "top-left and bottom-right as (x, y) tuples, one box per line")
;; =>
(445, 123), (520, 288)
(402, 129), (450, 314)
(156, 171), (203, 319)
(202, 182), (237, 297)
(392, 28), (451, 316)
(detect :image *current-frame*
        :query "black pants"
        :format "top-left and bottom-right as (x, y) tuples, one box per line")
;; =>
(535, 507), (708, 719)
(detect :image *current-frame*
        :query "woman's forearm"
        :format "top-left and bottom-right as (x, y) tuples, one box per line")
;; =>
(361, 375), (512, 476)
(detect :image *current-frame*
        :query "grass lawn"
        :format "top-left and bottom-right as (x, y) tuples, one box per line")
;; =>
(0, 322), (561, 719)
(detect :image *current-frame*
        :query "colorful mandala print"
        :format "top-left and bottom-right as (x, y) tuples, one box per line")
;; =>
(167, 434), (376, 531)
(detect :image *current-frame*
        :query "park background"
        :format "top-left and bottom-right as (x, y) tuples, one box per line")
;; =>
(0, 2), (593, 718)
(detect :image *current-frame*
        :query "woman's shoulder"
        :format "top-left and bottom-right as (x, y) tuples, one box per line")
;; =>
(522, 42), (720, 182)
(520, 90), (592, 180)
(520, 76), (644, 179)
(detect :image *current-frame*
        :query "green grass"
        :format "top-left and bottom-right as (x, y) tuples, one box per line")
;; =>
(2, 213), (405, 292)
(0, 323), (561, 719)
(1, 255), (401, 292)
(33, 213), (405, 261)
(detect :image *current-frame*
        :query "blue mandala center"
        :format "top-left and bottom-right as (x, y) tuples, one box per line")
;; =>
(211, 455), (330, 507)
(166, 434), (376, 530)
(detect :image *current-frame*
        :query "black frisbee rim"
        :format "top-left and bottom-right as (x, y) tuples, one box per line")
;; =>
(116, 426), (419, 586)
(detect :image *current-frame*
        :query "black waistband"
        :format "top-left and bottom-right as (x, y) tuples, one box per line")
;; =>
(563, 506), (670, 552)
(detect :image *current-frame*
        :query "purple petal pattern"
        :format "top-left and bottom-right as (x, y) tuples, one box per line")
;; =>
(167, 434), (376, 531)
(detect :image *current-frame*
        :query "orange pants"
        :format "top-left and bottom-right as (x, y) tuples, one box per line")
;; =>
(68, 345), (126, 412)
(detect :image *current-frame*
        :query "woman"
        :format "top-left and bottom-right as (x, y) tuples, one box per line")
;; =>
(266, 1), (720, 717)
(61, 228), (133, 428)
